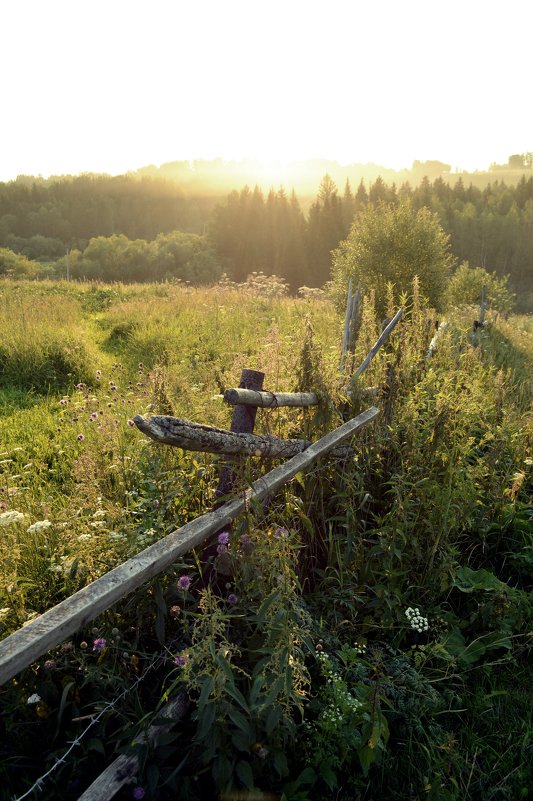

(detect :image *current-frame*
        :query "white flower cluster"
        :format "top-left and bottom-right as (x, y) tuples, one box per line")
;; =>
(321, 704), (343, 724)
(354, 641), (367, 655)
(0, 510), (25, 527)
(27, 520), (52, 534)
(26, 693), (41, 705)
(405, 607), (429, 632)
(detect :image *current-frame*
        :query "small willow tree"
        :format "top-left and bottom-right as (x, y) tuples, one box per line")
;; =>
(330, 199), (455, 316)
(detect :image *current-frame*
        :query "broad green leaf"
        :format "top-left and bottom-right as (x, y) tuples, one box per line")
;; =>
(236, 760), (254, 790)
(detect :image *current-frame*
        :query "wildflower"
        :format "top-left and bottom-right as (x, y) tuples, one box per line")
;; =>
(216, 543), (227, 555)
(239, 533), (254, 555)
(405, 607), (429, 633)
(76, 383), (85, 390)
(227, 593), (238, 605)
(44, 660), (56, 670)
(26, 693), (41, 705)
(169, 605), (181, 618)
(92, 637), (107, 652)
(77, 433), (85, 442)
(0, 510), (25, 527)
(132, 787), (145, 800)
(27, 520), (52, 534)
(174, 654), (188, 668)
(127, 419), (135, 427)
(177, 575), (191, 592)
(217, 531), (230, 546)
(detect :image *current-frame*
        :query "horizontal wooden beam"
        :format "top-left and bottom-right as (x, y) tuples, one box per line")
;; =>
(77, 693), (188, 801)
(223, 388), (319, 408)
(0, 406), (379, 685)
(134, 415), (311, 458)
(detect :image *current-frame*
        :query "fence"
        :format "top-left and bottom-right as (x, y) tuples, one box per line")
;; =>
(1, 291), (417, 800)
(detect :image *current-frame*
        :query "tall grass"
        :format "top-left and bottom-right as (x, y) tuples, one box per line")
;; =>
(0, 279), (531, 800)
(0, 289), (97, 393)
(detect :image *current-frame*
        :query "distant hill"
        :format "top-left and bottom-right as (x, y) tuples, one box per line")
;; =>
(10, 157), (532, 198)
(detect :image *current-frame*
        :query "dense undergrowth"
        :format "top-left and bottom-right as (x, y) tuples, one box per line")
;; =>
(0, 278), (531, 801)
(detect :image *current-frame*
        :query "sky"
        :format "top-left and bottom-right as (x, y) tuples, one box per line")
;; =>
(1, 0), (532, 182)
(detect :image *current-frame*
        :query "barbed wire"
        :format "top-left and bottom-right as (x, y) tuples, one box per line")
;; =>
(12, 640), (178, 801)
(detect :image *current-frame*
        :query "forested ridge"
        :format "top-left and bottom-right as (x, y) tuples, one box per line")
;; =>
(1, 167), (533, 309)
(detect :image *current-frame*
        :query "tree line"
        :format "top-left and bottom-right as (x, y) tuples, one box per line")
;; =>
(1, 171), (532, 309)
(210, 175), (533, 306)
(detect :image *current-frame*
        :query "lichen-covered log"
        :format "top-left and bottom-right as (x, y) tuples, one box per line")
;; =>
(134, 415), (311, 458)
(223, 388), (319, 408)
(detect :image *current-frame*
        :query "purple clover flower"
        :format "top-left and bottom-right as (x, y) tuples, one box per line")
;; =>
(92, 638), (106, 652)
(227, 593), (238, 605)
(174, 654), (188, 667)
(132, 787), (145, 800)
(217, 531), (230, 546)
(177, 575), (191, 592)
(216, 543), (227, 555)
(274, 527), (289, 538)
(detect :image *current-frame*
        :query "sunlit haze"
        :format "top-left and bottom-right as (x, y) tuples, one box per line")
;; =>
(1, 0), (532, 182)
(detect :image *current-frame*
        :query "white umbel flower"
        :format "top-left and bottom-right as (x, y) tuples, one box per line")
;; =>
(27, 520), (52, 534)
(405, 606), (429, 632)
(0, 510), (25, 527)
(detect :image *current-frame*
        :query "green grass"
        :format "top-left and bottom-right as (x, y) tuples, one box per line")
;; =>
(0, 278), (531, 801)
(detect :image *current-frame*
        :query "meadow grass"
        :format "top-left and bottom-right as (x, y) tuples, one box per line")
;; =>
(0, 279), (531, 800)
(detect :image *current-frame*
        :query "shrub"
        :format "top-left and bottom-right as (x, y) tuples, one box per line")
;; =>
(330, 199), (454, 316)
(446, 260), (515, 315)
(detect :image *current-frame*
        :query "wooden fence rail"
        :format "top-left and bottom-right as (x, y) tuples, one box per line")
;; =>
(0, 406), (379, 686)
(223, 388), (319, 408)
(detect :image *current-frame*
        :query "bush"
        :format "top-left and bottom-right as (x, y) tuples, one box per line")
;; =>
(330, 199), (454, 316)
(446, 261), (515, 315)
(0, 247), (40, 278)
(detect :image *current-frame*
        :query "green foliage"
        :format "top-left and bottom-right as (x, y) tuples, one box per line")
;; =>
(447, 261), (515, 314)
(330, 198), (455, 316)
(0, 246), (40, 277)
(71, 231), (222, 284)
(0, 279), (531, 800)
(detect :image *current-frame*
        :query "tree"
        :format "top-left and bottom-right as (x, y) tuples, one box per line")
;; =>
(446, 261), (515, 315)
(508, 154), (525, 169)
(0, 247), (39, 277)
(330, 199), (455, 315)
(306, 175), (346, 286)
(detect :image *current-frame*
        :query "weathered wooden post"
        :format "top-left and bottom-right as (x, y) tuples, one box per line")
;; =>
(215, 368), (265, 501)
